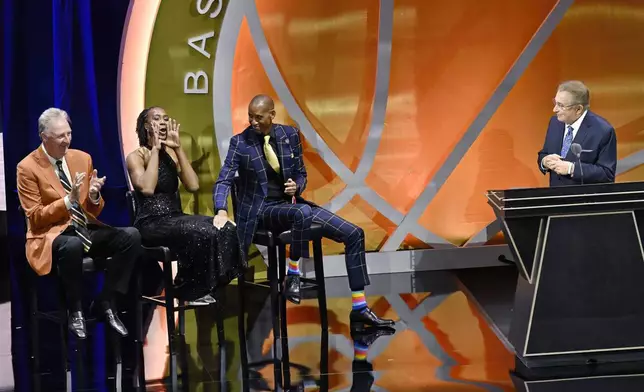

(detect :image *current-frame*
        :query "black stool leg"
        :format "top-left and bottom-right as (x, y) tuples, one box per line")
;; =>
(237, 275), (250, 392)
(214, 289), (225, 346)
(115, 330), (123, 392)
(177, 300), (186, 387)
(29, 275), (40, 391)
(313, 239), (328, 329)
(59, 290), (71, 392)
(320, 328), (329, 390)
(163, 259), (178, 390)
(278, 244), (291, 387)
(75, 336), (86, 390)
(178, 305), (186, 337)
(105, 327), (123, 392)
(178, 335), (189, 388)
(134, 270), (145, 391)
(267, 244), (283, 389)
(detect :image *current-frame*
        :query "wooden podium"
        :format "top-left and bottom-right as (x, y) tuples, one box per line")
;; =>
(487, 181), (644, 367)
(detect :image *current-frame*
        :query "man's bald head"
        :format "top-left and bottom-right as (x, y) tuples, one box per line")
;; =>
(248, 94), (276, 134)
(249, 94), (275, 111)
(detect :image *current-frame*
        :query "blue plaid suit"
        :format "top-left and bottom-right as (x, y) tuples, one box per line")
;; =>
(214, 124), (370, 290)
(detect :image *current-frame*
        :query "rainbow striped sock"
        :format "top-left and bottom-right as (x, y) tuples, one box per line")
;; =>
(287, 258), (300, 275)
(354, 341), (368, 361)
(302, 380), (318, 390)
(351, 290), (367, 312)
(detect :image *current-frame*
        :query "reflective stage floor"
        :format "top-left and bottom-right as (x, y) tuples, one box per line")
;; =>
(9, 266), (644, 391)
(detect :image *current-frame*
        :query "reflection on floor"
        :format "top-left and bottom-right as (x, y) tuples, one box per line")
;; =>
(12, 267), (644, 391)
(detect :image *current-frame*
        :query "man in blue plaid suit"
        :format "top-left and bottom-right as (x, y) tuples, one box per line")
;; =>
(213, 95), (394, 329)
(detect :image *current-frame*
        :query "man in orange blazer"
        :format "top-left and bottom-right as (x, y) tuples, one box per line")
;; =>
(17, 108), (141, 339)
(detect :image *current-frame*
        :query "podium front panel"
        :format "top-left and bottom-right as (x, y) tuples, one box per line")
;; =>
(523, 211), (644, 356)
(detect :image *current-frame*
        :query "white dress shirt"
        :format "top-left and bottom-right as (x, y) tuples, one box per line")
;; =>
(541, 110), (588, 176)
(564, 109), (588, 145)
(40, 144), (99, 209)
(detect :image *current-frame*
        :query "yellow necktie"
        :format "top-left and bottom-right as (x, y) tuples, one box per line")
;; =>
(263, 135), (280, 173)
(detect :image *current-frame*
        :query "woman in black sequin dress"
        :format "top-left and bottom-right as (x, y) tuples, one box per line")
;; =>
(126, 107), (245, 304)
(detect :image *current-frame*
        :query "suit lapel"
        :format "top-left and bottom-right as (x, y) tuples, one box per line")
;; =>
(554, 122), (565, 156)
(34, 148), (66, 198)
(274, 125), (291, 180)
(65, 150), (85, 182)
(571, 113), (591, 152)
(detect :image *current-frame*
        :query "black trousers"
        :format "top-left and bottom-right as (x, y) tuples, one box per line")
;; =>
(51, 224), (141, 310)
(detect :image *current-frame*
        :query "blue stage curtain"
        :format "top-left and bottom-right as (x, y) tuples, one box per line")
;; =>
(1, 1), (131, 389)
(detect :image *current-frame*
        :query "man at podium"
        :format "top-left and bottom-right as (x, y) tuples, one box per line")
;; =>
(537, 80), (617, 186)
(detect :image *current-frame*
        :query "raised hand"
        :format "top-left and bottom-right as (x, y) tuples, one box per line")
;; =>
(161, 118), (181, 149)
(89, 169), (106, 198)
(69, 172), (86, 204)
(149, 122), (162, 150)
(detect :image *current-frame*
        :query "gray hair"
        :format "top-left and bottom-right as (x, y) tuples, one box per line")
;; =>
(557, 80), (590, 110)
(38, 108), (71, 134)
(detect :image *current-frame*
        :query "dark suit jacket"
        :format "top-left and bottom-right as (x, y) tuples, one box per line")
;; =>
(213, 124), (307, 259)
(537, 111), (617, 186)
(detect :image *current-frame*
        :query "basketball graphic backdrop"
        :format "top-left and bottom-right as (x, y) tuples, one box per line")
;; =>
(117, 0), (644, 382)
(119, 0), (644, 255)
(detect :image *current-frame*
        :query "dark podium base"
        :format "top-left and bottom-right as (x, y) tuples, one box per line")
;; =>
(485, 179), (644, 369)
(508, 211), (644, 367)
(511, 356), (644, 391)
(516, 348), (644, 368)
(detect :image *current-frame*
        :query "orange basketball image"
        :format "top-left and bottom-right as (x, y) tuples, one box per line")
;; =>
(120, 0), (644, 257)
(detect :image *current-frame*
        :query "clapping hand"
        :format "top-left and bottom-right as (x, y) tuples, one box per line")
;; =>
(89, 169), (106, 199)
(69, 172), (86, 204)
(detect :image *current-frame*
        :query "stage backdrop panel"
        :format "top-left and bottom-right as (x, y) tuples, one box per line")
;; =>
(119, 0), (644, 253)
(1, 117), (13, 391)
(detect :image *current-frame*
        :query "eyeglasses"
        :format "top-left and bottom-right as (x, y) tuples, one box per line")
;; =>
(552, 99), (580, 110)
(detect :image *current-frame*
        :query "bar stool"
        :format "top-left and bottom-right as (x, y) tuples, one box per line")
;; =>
(20, 206), (127, 392)
(230, 177), (328, 387)
(125, 191), (195, 390)
(125, 190), (231, 390)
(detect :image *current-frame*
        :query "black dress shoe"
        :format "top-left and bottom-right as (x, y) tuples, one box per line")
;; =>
(104, 308), (128, 337)
(284, 275), (301, 305)
(350, 307), (395, 329)
(351, 325), (395, 347)
(91, 301), (129, 337)
(68, 311), (87, 339)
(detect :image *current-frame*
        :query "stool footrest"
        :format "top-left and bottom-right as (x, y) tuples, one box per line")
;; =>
(37, 311), (65, 324)
(37, 310), (104, 324)
(300, 277), (319, 291)
(141, 295), (214, 310)
(244, 280), (272, 289)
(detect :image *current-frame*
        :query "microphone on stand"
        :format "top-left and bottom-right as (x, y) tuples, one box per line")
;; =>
(570, 143), (584, 185)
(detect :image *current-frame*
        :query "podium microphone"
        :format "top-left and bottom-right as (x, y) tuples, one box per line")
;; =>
(570, 143), (584, 185)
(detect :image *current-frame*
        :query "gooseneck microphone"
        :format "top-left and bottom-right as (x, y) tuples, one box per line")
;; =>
(570, 143), (584, 185)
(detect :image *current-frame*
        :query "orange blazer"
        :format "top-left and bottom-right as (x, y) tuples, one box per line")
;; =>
(17, 148), (105, 275)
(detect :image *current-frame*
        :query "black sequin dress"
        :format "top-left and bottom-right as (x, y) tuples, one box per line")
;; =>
(133, 148), (245, 301)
